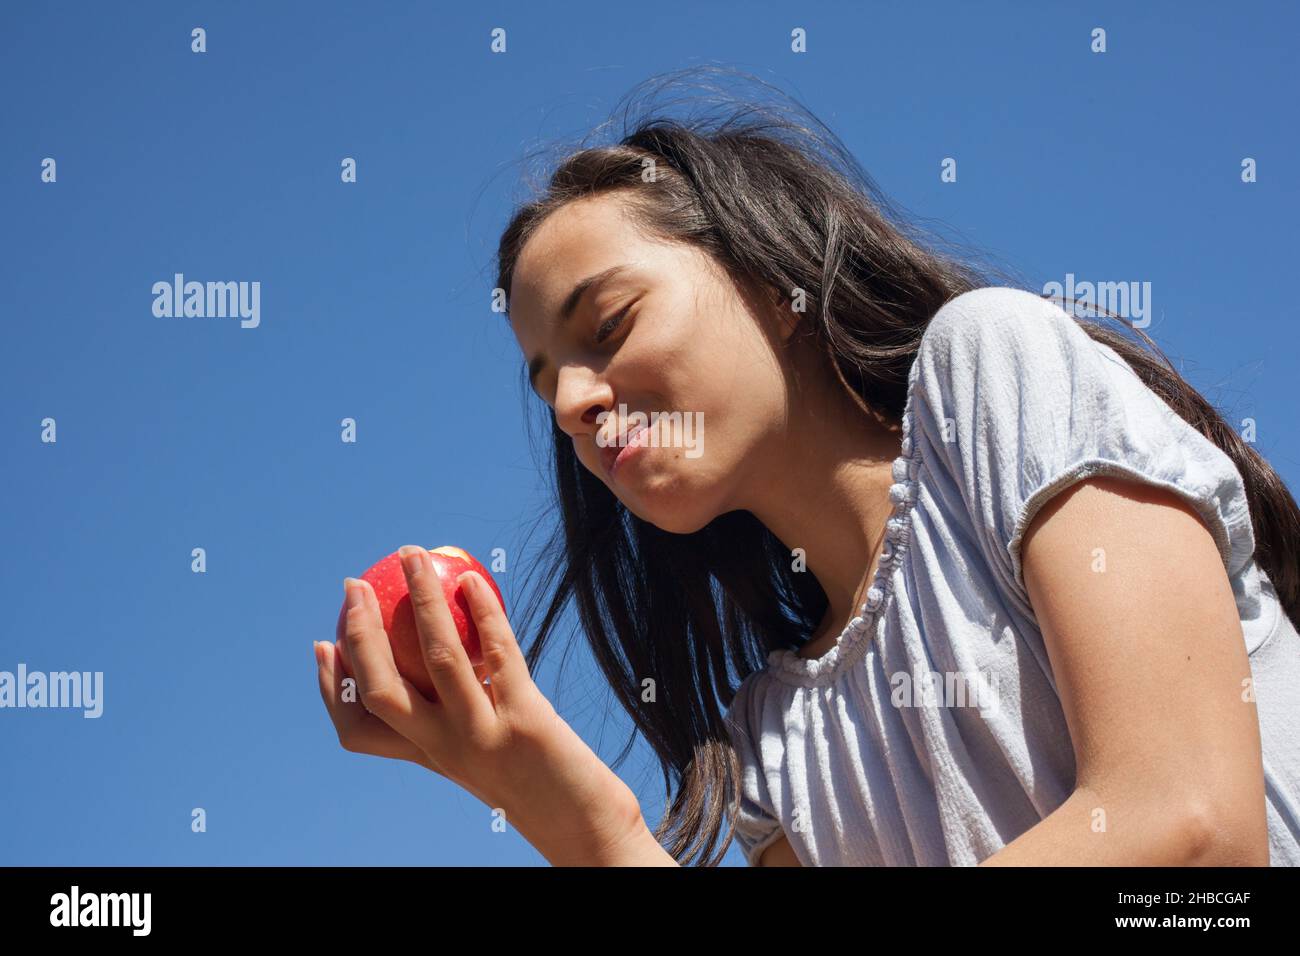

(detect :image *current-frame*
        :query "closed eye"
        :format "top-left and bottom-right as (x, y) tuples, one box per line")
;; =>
(594, 303), (634, 344)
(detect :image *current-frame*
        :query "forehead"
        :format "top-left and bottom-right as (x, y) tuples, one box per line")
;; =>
(508, 194), (649, 323)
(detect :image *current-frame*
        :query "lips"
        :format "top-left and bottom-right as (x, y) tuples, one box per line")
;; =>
(600, 422), (648, 477)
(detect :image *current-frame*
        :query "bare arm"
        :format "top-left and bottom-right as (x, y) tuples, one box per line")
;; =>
(547, 815), (680, 866)
(979, 476), (1269, 866)
(758, 831), (803, 866)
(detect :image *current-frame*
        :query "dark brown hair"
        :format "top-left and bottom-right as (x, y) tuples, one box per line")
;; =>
(493, 67), (1300, 865)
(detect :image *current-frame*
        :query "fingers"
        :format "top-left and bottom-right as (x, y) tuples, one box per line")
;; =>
(340, 576), (444, 746)
(457, 570), (531, 711)
(339, 620), (486, 695)
(397, 546), (494, 725)
(314, 639), (433, 768)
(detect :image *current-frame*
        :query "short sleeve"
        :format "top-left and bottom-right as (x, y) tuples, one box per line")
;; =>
(910, 286), (1256, 610)
(723, 673), (785, 866)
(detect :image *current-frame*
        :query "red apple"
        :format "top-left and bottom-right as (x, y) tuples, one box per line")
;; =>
(338, 546), (506, 701)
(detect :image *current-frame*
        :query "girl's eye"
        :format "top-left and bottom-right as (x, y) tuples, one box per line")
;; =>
(594, 304), (633, 345)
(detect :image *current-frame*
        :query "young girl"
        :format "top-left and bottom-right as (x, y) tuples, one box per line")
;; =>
(315, 85), (1300, 867)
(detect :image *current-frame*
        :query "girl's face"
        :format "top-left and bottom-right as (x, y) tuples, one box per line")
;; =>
(508, 192), (800, 534)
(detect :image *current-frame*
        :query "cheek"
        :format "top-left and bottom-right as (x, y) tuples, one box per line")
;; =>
(633, 297), (783, 463)
(651, 323), (741, 414)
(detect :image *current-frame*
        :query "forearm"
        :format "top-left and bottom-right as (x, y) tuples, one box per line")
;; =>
(503, 783), (679, 866)
(979, 787), (1202, 866)
(588, 820), (680, 866)
(538, 816), (679, 866)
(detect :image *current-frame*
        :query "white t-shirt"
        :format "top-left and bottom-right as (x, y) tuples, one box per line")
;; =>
(725, 286), (1300, 866)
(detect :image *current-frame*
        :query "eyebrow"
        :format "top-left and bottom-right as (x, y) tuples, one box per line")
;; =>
(526, 264), (631, 394)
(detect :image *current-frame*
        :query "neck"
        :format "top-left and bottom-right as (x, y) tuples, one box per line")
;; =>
(737, 372), (903, 642)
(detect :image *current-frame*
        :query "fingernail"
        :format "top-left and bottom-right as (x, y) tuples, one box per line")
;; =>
(399, 545), (424, 577)
(312, 641), (322, 665)
(345, 578), (365, 609)
(459, 571), (477, 594)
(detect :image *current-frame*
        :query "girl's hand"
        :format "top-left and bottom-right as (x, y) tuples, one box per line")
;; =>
(314, 545), (649, 865)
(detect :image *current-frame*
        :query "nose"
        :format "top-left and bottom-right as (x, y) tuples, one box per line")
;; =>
(553, 365), (613, 439)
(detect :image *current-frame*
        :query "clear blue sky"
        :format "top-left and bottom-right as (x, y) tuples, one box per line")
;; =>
(2, 1), (1296, 866)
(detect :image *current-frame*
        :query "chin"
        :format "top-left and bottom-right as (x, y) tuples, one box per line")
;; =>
(620, 472), (720, 535)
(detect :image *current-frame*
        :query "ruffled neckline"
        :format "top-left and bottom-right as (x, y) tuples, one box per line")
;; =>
(765, 349), (925, 687)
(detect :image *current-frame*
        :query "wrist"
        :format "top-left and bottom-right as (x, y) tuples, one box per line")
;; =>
(517, 786), (673, 866)
(546, 811), (677, 867)
(596, 820), (679, 866)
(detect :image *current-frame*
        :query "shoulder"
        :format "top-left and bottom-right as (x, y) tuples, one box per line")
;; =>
(724, 667), (785, 769)
(916, 286), (1087, 377)
(723, 666), (785, 863)
(905, 285), (1256, 596)
(907, 285), (1119, 485)
(724, 668), (771, 732)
